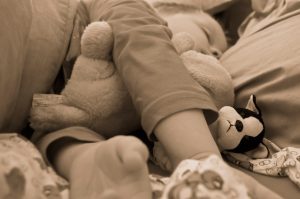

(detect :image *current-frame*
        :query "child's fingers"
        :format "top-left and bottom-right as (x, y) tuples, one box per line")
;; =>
(250, 182), (283, 199)
(232, 168), (283, 199)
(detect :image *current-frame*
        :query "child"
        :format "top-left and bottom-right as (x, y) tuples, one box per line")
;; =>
(39, 1), (281, 198)
(39, 1), (222, 197)
(0, 0), (280, 198)
(151, 2), (228, 58)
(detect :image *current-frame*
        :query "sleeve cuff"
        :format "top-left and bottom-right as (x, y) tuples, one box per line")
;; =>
(35, 126), (104, 163)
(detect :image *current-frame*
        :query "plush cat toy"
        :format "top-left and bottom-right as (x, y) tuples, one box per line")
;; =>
(153, 95), (266, 171)
(214, 95), (265, 153)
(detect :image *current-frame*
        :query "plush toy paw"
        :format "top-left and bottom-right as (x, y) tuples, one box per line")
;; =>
(172, 32), (234, 109)
(30, 94), (91, 132)
(81, 21), (113, 60)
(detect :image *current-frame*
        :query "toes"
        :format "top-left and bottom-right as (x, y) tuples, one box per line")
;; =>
(121, 150), (146, 172)
(115, 136), (149, 172)
(115, 136), (149, 161)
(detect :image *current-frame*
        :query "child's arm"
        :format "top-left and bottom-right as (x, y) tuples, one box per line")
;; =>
(154, 109), (220, 168)
(80, 0), (220, 158)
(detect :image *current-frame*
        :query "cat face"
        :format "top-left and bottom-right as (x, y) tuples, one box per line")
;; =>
(216, 95), (265, 153)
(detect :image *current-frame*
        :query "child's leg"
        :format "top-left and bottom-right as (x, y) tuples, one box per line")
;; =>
(52, 135), (152, 199)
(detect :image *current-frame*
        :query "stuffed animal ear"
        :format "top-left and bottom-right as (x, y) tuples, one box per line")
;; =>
(172, 32), (195, 54)
(245, 95), (261, 116)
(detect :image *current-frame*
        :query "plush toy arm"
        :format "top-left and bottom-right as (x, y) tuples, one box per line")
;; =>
(30, 94), (91, 132)
(152, 142), (173, 172)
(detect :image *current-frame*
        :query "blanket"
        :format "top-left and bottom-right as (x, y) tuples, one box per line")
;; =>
(0, 133), (69, 199)
(223, 138), (300, 188)
(0, 134), (251, 199)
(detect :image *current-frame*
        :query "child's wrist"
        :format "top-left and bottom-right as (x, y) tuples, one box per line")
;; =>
(188, 151), (222, 161)
(161, 155), (251, 199)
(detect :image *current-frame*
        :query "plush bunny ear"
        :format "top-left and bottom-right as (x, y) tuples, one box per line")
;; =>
(172, 32), (195, 54)
(245, 95), (261, 116)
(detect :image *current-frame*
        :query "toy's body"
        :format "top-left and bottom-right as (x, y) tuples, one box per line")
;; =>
(30, 22), (140, 137)
(30, 21), (233, 137)
(215, 95), (265, 153)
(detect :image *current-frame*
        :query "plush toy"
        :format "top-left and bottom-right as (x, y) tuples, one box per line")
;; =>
(152, 95), (266, 171)
(214, 95), (265, 153)
(30, 21), (140, 138)
(30, 21), (233, 139)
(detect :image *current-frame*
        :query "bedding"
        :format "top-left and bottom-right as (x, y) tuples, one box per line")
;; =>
(0, 133), (69, 199)
(1, 134), (252, 199)
(220, 0), (300, 197)
(224, 138), (300, 188)
(5, 133), (295, 199)
(221, 0), (300, 151)
(0, 0), (77, 132)
(2, 0), (300, 198)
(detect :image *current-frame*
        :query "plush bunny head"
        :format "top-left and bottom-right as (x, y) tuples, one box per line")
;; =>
(81, 21), (113, 60)
(215, 95), (265, 153)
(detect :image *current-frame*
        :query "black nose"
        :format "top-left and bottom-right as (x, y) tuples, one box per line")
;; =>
(235, 120), (243, 132)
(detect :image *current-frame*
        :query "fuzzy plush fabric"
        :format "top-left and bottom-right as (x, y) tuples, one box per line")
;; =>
(171, 32), (233, 109)
(30, 22), (140, 138)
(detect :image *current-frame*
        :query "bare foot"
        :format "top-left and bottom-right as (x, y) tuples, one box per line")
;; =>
(68, 136), (152, 199)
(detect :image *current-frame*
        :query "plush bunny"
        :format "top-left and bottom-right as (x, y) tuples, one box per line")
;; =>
(30, 21), (233, 139)
(30, 21), (140, 138)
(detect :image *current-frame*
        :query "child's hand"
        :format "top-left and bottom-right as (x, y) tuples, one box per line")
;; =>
(160, 155), (282, 199)
(231, 166), (283, 199)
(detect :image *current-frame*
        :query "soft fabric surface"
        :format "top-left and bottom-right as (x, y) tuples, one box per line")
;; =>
(0, 0), (32, 131)
(220, 0), (300, 197)
(0, 0), (77, 132)
(0, 134), (69, 199)
(151, 155), (250, 199)
(221, 0), (300, 149)
(224, 138), (300, 189)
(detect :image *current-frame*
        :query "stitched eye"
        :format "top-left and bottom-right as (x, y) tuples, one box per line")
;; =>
(235, 120), (243, 132)
(211, 49), (222, 59)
